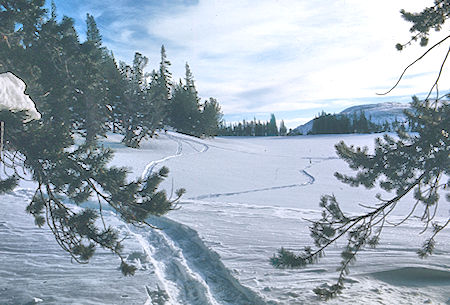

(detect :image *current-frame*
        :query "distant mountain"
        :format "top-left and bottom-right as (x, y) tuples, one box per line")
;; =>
(292, 102), (411, 135)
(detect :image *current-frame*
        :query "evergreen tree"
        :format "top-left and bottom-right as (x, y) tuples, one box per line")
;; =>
(272, 1), (450, 299)
(353, 110), (369, 133)
(75, 14), (111, 144)
(146, 69), (168, 132)
(169, 63), (202, 136)
(102, 51), (125, 133)
(201, 97), (223, 137)
(0, 1), (185, 275)
(116, 52), (167, 147)
(158, 45), (172, 127)
(218, 115), (289, 137)
(1, 110), (185, 275)
(279, 120), (287, 136)
(183, 63), (202, 135)
(267, 113), (278, 136)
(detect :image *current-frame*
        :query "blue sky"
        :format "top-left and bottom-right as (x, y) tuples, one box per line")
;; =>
(49, 0), (447, 128)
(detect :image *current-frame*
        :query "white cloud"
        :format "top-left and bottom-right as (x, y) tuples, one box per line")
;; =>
(56, 0), (447, 127)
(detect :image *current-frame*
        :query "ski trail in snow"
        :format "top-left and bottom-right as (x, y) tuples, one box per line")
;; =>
(156, 230), (221, 305)
(129, 219), (262, 305)
(129, 225), (221, 305)
(135, 133), (227, 305)
(126, 227), (181, 305)
(167, 132), (209, 153)
(190, 156), (335, 200)
(190, 169), (315, 200)
(135, 133), (267, 305)
(145, 216), (268, 305)
(140, 133), (183, 180)
(130, 225), (221, 305)
(141, 132), (209, 180)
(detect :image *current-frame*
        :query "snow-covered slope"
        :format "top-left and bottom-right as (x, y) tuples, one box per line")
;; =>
(339, 102), (410, 124)
(292, 101), (411, 134)
(1, 132), (449, 305)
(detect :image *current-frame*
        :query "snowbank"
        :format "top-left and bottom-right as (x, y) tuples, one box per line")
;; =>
(0, 72), (41, 121)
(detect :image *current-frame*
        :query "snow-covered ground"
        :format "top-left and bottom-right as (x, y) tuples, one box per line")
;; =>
(1, 132), (449, 304)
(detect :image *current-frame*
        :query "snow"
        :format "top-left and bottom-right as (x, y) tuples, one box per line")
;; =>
(293, 102), (410, 134)
(0, 72), (41, 122)
(339, 102), (410, 125)
(1, 132), (449, 304)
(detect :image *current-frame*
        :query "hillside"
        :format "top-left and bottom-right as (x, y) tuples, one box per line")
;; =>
(292, 101), (411, 135)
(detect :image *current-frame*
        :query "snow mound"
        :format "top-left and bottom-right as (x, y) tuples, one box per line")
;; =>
(144, 215), (268, 305)
(368, 266), (450, 286)
(0, 72), (41, 121)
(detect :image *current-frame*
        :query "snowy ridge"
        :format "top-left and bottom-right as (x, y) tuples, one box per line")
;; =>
(293, 101), (411, 134)
(339, 101), (410, 124)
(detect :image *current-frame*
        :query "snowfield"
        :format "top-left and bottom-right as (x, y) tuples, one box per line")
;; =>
(1, 132), (449, 304)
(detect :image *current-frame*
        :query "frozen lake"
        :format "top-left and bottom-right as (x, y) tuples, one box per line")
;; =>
(1, 132), (449, 304)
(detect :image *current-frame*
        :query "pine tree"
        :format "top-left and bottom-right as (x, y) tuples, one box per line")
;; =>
(102, 51), (125, 133)
(272, 1), (450, 299)
(169, 63), (202, 136)
(1, 110), (185, 274)
(201, 97), (223, 136)
(118, 52), (153, 147)
(0, 1), (185, 275)
(75, 14), (111, 144)
(183, 63), (202, 135)
(158, 45), (172, 127)
(267, 113), (278, 136)
(279, 120), (287, 136)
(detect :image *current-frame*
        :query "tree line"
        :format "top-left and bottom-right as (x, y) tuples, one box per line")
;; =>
(218, 113), (288, 136)
(310, 110), (407, 135)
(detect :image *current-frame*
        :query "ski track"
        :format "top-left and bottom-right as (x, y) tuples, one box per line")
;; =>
(128, 224), (223, 305)
(141, 216), (268, 305)
(127, 214), (268, 305)
(190, 169), (315, 200)
(127, 227), (182, 305)
(142, 134), (335, 201)
(136, 133), (268, 304)
(141, 133), (183, 180)
(113, 135), (340, 304)
(189, 158), (329, 201)
(141, 132), (209, 181)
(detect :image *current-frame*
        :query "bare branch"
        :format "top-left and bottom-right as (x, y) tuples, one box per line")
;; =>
(377, 35), (450, 95)
(425, 46), (450, 101)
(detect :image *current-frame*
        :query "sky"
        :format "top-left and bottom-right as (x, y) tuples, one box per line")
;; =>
(50, 0), (448, 128)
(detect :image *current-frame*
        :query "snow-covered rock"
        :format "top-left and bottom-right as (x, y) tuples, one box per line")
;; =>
(0, 72), (41, 122)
